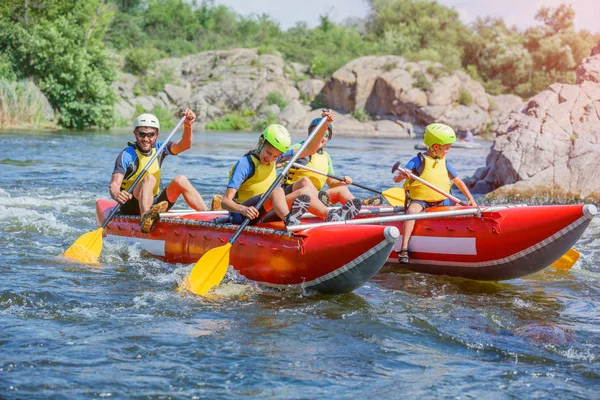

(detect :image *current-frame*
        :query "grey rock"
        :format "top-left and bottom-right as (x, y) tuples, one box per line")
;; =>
(279, 99), (307, 128)
(164, 83), (190, 106)
(297, 79), (325, 103)
(469, 41), (600, 199)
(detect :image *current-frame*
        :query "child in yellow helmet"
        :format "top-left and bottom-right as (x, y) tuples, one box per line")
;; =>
(393, 123), (477, 263)
(221, 110), (362, 226)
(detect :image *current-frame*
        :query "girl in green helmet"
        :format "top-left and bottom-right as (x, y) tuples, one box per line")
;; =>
(221, 110), (362, 226)
(392, 123), (477, 264)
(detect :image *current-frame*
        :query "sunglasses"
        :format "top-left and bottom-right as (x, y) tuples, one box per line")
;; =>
(324, 133), (331, 139)
(136, 131), (157, 138)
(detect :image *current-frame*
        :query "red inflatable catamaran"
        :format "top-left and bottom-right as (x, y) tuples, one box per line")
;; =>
(96, 199), (596, 293)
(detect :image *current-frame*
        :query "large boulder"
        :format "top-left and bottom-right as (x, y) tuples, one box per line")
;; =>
(467, 41), (600, 200)
(320, 56), (517, 134)
(159, 49), (299, 114)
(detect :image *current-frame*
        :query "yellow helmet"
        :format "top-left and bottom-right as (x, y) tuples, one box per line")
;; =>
(262, 124), (291, 153)
(424, 123), (456, 147)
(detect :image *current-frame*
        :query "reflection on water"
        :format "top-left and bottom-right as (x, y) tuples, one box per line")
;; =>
(0, 130), (598, 398)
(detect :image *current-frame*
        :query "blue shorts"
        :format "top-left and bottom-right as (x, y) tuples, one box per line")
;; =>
(410, 199), (451, 210)
(229, 194), (268, 225)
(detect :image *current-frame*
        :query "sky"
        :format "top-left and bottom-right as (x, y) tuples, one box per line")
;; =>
(215, 0), (599, 33)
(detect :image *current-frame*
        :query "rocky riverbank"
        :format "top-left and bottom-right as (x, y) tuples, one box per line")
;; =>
(111, 48), (522, 138)
(466, 41), (600, 201)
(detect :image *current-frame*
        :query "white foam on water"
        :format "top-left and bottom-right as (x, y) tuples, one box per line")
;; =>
(557, 346), (598, 362)
(0, 189), (96, 215)
(0, 205), (76, 235)
(512, 297), (534, 309)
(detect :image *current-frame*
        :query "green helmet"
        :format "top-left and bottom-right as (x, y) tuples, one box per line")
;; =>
(262, 124), (291, 153)
(424, 123), (456, 147)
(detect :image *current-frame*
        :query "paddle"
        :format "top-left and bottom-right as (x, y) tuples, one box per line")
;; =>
(61, 116), (187, 264)
(291, 163), (405, 206)
(391, 161), (580, 270)
(181, 116), (330, 296)
(286, 207), (480, 231)
(391, 161), (469, 206)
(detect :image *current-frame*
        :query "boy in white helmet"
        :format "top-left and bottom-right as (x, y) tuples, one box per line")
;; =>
(109, 109), (209, 233)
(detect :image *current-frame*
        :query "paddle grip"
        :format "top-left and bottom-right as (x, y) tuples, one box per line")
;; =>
(391, 160), (468, 206)
(229, 116), (329, 244)
(103, 116), (187, 228)
(291, 162), (382, 195)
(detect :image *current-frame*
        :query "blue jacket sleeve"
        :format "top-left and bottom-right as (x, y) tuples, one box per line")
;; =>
(227, 157), (253, 190)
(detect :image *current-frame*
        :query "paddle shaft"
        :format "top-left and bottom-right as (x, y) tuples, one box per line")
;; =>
(228, 117), (329, 243)
(102, 116), (186, 228)
(286, 208), (480, 231)
(291, 163), (384, 195)
(392, 161), (468, 206)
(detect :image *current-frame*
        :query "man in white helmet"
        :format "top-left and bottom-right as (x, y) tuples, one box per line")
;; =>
(109, 108), (208, 233)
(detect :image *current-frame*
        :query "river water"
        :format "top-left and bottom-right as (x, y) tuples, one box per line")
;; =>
(1, 130), (599, 398)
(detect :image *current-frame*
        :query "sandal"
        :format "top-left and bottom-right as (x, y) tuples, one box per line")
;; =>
(140, 201), (168, 234)
(398, 248), (410, 264)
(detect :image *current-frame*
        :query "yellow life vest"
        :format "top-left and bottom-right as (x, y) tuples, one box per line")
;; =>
(229, 152), (276, 203)
(121, 147), (161, 196)
(405, 154), (452, 202)
(284, 151), (329, 190)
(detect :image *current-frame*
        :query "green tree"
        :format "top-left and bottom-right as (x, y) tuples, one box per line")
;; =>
(0, 0), (117, 128)
(366, 0), (471, 69)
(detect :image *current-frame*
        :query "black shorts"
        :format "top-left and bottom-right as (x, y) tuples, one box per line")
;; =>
(229, 194), (268, 225)
(119, 188), (174, 215)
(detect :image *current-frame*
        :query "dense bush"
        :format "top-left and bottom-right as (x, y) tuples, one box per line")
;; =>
(0, 1), (116, 128)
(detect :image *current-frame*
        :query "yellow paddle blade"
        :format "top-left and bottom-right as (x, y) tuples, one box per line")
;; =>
(60, 228), (104, 264)
(180, 243), (232, 296)
(382, 187), (405, 206)
(550, 248), (580, 270)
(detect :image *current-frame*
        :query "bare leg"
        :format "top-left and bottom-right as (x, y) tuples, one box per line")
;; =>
(133, 174), (157, 215)
(261, 187), (289, 220)
(165, 175), (208, 211)
(291, 177), (319, 196)
(326, 186), (355, 205)
(400, 202), (424, 250)
(285, 186), (329, 220)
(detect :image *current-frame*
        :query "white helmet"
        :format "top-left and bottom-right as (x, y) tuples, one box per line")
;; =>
(134, 113), (160, 131)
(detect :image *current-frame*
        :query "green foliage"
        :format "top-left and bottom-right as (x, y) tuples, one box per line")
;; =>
(265, 92), (288, 109)
(0, 53), (17, 81)
(351, 107), (370, 122)
(412, 71), (432, 91)
(310, 93), (328, 109)
(458, 90), (473, 106)
(152, 105), (175, 130)
(0, 79), (46, 128)
(124, 46), (163, 75)
(253, 112), (277, 132)
(134, 104), (146, 116)
(133, 65), (177, 96)
(0, 12), (116, 129)
(205, 112), (252, 132)
(257, 44), (281, 57)
(426, 64), (447, 80)
(367, 0), (470, 70)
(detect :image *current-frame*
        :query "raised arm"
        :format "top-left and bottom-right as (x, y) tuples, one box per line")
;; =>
(295, 109), (335, 158)
(170, 108), (196, 155)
